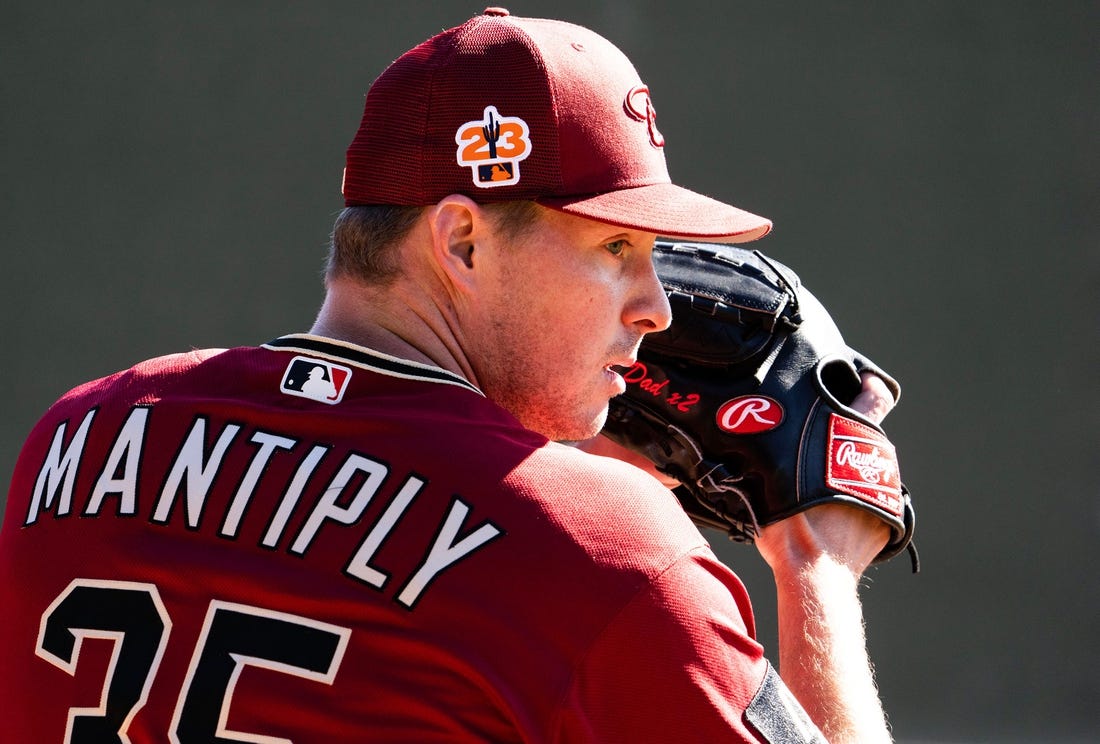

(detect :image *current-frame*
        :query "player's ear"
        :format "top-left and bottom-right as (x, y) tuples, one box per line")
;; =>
(427, 195), (482, 292)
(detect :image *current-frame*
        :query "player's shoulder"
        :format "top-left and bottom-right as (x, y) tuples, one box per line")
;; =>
(506, 441), (707, 563)
(528, 440), (673, 494)
(122, 347), (230, 382)
(50, 347), (230, 409)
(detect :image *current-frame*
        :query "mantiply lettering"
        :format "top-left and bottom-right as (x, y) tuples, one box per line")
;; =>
(23, 405), (503, 610)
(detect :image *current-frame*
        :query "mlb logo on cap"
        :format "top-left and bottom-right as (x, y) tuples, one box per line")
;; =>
(280, 356), (352, 405)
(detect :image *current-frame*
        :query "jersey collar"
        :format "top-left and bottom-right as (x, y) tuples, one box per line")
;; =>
(263, 334), (483, 395)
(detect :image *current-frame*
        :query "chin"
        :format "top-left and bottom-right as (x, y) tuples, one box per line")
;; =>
(525, 406), (609, 445)
(503, 385), (611, 440)
(555, 408), (609, 444)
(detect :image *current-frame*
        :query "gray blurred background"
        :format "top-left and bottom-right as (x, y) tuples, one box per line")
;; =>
(2, 2), (1096, 741)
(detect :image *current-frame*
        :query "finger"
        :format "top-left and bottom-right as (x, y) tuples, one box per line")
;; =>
(850, 372), (894, 425)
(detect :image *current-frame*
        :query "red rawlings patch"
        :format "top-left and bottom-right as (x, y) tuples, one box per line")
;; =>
(826, 415), (904, 517)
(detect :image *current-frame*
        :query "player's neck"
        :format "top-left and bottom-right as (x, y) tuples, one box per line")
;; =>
(309, 276), (479, 386)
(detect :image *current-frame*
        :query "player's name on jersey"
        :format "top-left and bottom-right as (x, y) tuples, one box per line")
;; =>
(23, 405), (504, 610)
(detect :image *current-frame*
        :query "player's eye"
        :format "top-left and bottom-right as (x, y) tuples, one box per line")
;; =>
(604, 239), (628, 257)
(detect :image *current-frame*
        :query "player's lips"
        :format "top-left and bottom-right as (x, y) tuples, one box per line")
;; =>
(604, 359), (635, 394)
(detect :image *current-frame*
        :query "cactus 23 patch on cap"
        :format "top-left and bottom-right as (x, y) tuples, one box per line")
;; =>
(455, 106), (531, 187)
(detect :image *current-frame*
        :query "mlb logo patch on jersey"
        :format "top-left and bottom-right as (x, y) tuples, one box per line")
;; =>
(280, 356), (352, 405)
(455, 105), (531, 188)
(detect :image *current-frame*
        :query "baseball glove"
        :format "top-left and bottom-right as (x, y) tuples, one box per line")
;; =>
(602, 242), (918, 570)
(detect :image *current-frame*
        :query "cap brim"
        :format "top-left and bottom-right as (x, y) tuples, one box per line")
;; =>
(539, 183), (772, 243)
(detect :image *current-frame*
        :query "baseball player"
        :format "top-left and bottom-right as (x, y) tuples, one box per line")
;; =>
(0, 9), (898, 743)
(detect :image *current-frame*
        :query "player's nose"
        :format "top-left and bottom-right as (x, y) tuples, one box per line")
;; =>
(625, 255), (671, 334)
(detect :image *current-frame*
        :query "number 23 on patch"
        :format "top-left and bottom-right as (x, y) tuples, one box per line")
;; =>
(455, 106), (532, 188)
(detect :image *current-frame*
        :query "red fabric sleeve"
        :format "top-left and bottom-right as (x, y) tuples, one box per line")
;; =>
(551, 546), (770, 743)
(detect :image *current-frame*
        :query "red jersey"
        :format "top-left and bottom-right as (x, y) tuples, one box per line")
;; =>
(1, 334), (805, 742)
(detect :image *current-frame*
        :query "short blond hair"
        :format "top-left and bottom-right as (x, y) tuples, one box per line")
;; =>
(326, 201), (542, 283)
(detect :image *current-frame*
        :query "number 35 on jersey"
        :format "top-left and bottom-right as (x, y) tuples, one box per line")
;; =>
(454, 106), (532, 188)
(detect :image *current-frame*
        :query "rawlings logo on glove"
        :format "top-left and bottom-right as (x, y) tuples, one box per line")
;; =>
(602, 242), (918, 570)
(717, 396), (785, 433)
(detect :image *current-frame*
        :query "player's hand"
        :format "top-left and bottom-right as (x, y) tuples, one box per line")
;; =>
(756, 372), (895, 576)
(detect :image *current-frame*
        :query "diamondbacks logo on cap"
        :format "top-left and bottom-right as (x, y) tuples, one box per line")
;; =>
(455, 106), (532, 187)
(280, 356), (352, 405)
(623, 85), (664, 148)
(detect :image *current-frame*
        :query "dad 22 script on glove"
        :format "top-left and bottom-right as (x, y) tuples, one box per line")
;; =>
(603, 242), (918, 571)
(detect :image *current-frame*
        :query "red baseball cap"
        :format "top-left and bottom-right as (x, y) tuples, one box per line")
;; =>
(342, 8), (772, 242)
